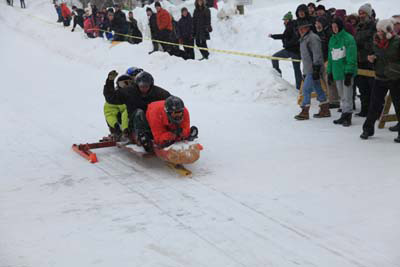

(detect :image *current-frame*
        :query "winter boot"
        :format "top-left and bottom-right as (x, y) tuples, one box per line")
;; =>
(395, 133), (400, 143)
(360, 123), (375, 140)
(313, 103), (331, 118)
(117, 129), (131, 145)
(138, 132), (153, 153)
(333, 113), (346, 125)
(342, 113), (352, 127)
(294, 106), (310, 120)
(389, 123), (399, 132)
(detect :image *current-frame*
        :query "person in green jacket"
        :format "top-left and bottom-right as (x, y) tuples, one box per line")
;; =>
(327, 17), (358, 126)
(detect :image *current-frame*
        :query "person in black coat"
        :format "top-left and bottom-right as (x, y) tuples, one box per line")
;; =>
(112, 4), (128, 41)
(269, 12), (302, 90)
(178, 7), (195, 60)
(127, 11), (143, 44)
(147, 8), (159, 53)
(71, 6), (84, 32)
(193, 0), (211, 60)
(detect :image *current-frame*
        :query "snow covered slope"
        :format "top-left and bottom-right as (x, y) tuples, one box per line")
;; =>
(1, 1), (400, 267)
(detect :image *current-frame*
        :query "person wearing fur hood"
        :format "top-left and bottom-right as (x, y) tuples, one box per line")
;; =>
(360, 19), (400, 142)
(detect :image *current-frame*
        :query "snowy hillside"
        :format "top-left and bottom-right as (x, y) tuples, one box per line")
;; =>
(1, 0), (400, 267)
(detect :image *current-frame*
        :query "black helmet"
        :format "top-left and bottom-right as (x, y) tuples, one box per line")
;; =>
(135, 71), (154, 87)
(165, 96), (185, 124)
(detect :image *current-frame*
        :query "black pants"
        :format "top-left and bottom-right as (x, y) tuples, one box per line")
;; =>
(63, 17), (71, 27)
(355, 63), (375, 113)
(150, 32), (159, 51)
(182, 37), (195, 60)
(196, 38), (209, 59)
(363, 79), (400, 133)
(20, 0), (25, 8)
(157, 30), (172, 52)
(73, 16), (83, 30)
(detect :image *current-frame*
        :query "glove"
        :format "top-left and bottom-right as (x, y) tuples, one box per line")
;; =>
(207, 25), (213, 33)
(312, 65), (321, 81)
(328, 73), (334, 86)
(108, 70), (118, 81)
(71, 28), (75, 32)
(344, 73), (352, 87)
(187, 126), (198, 141)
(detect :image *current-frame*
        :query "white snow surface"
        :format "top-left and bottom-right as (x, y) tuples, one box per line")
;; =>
(1, 1), (400, 267)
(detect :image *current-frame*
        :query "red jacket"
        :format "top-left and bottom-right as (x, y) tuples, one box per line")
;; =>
(84, 16), (99, 36)
(146, 100), (190, 146)
(156, 8), (173, 31)
(61, 3), (71, 19)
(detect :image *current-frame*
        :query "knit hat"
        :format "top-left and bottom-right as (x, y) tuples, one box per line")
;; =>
(146, 7), (153, 13)
(316, 16), (328, 28)
(307, 2), (316, 9)
(377, 19), (395, 39)
(154, 2), (161, 8)
(332, 17), (344, 33)
(359, 3), (372, 17)
(316, 5), (325, 11)
(282, 11), (293, 21)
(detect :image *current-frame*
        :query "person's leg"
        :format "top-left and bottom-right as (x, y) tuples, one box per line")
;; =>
(361, 80), (388, 138)
(196, 39), (209, 59)
(313, 78), (327, 104)
(286, 51), (302, 90)
(271, 49), (290, 76)
(183, 38), (195, 60)
(356, 75), (373, 116)
(301, 74), (314, 107)
(342, 78), (354, 114)
(389, 80), (400, 142)
(327, 74), (340, 107)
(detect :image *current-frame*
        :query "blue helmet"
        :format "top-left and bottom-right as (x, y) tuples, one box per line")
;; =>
(126, 67), (144, 78)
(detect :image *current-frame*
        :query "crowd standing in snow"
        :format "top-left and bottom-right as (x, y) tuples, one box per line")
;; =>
(269, 2), (400, 142)
(51, 0), (212, 60)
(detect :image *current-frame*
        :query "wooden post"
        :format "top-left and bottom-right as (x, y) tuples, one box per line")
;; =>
(378, 96), (398, 128)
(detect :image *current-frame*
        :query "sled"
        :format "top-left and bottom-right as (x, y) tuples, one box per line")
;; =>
(72, 136), (203, 176)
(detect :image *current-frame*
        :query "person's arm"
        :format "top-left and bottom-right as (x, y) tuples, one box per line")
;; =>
(180, 108), (191, 140)
(103, 71), (126, 105)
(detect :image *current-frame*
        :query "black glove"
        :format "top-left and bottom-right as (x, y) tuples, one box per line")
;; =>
(312, 65), (321, 81)
(71, 28), (75, 32)
(108, 70), (118, 81)
(344, 73), (352, 87)
(187, 126), (199, 141)
(328, 73), (334, 86)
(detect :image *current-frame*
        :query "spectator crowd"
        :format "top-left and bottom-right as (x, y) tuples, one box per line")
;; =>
(53, 0), (212, 60)
(268, 3), (400, 142)
(13, 0), (400, 143)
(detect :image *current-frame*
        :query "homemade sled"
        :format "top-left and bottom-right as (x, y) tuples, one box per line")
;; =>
(72, 136), (203, 176)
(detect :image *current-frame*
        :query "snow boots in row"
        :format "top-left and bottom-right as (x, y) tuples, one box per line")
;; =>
(294, 103), (331, 120)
